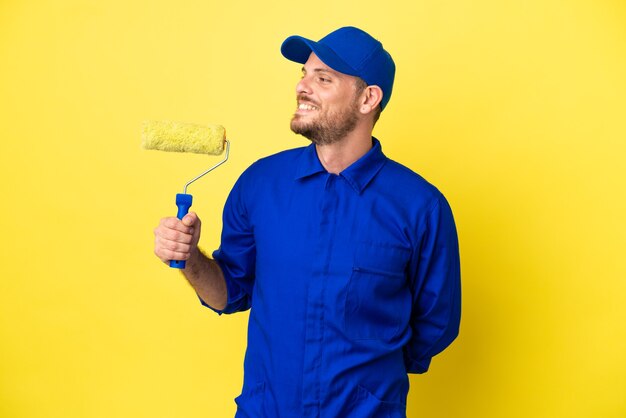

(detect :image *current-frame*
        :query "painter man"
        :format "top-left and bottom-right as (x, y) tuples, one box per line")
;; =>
(154, 26), (461, 417)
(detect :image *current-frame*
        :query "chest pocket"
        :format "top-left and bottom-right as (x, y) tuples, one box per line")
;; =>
(344, 241), (412, 341)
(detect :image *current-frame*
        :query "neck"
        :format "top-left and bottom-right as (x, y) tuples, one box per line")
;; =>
(315, 126), (373, 174)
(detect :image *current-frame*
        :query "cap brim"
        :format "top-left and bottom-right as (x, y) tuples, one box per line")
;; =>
(281, 35), (357, 76)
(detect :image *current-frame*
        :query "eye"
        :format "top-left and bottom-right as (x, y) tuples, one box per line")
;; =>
(318, 76), (331, 83)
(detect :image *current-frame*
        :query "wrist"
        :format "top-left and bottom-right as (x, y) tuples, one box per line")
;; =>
(187, 246), (203, 265)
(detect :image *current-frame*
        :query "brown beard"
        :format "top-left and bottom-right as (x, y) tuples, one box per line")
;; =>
(290, 98), (360, 145)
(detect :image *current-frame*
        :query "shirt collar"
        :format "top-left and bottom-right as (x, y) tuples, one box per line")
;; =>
(294, 142), (327, 180)
(294, 137), (387, 194)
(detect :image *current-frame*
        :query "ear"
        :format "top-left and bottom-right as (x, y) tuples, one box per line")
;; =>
(358, 85), (383, 116)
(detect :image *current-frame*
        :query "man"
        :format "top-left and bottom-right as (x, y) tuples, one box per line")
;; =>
(154, 26), (461, 418)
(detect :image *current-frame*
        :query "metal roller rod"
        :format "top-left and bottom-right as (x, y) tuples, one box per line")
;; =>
(183, 139), (230, 194)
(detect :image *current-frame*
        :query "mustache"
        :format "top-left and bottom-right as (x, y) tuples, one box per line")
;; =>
(297, 95), (320, 107)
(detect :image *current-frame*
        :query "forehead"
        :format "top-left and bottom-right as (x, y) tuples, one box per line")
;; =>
(302, 53), (346, 78)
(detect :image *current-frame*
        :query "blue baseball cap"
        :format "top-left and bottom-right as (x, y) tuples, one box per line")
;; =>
(281, 26), (396, 110)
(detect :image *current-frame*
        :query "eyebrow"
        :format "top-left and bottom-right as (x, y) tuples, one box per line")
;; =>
(301, 66), (336, 76)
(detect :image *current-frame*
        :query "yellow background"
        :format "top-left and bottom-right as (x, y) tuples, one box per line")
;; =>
(1, 0), (625, 417)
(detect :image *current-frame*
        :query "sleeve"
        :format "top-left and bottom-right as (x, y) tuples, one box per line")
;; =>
(404, 194), (461, 373)
(199, 171), (256, 315)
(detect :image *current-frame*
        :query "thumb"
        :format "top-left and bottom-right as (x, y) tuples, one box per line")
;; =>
(182, 212), (197, 227)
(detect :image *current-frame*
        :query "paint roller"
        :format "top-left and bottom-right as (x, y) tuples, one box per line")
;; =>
(141, 120), (230, 269)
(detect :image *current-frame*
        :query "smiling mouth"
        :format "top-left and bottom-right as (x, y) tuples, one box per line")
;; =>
(298, 103), (318, 111)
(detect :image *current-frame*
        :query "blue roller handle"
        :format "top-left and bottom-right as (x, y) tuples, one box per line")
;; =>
(170, 193), (193, 269)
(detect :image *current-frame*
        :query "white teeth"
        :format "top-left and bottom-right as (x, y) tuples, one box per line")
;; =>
(298, 104), (317, 111)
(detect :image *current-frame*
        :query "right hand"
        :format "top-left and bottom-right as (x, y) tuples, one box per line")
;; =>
(153, 212), (202, 265)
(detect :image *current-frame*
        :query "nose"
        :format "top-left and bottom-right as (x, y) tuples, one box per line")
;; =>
(296, 76), (311, 95)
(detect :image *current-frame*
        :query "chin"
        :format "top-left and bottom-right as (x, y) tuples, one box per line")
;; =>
(290, 118), (310, 134)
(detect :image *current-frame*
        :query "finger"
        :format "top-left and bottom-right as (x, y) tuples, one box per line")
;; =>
(155, 235), (192, 253)
(160, 217), (194, 234)
(182, 212), (199, 227)
(154, 227), (194, 246)
(155, 222), (193, 241)
(154, 246), (191, 263)
(154, 236), (192, 260)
